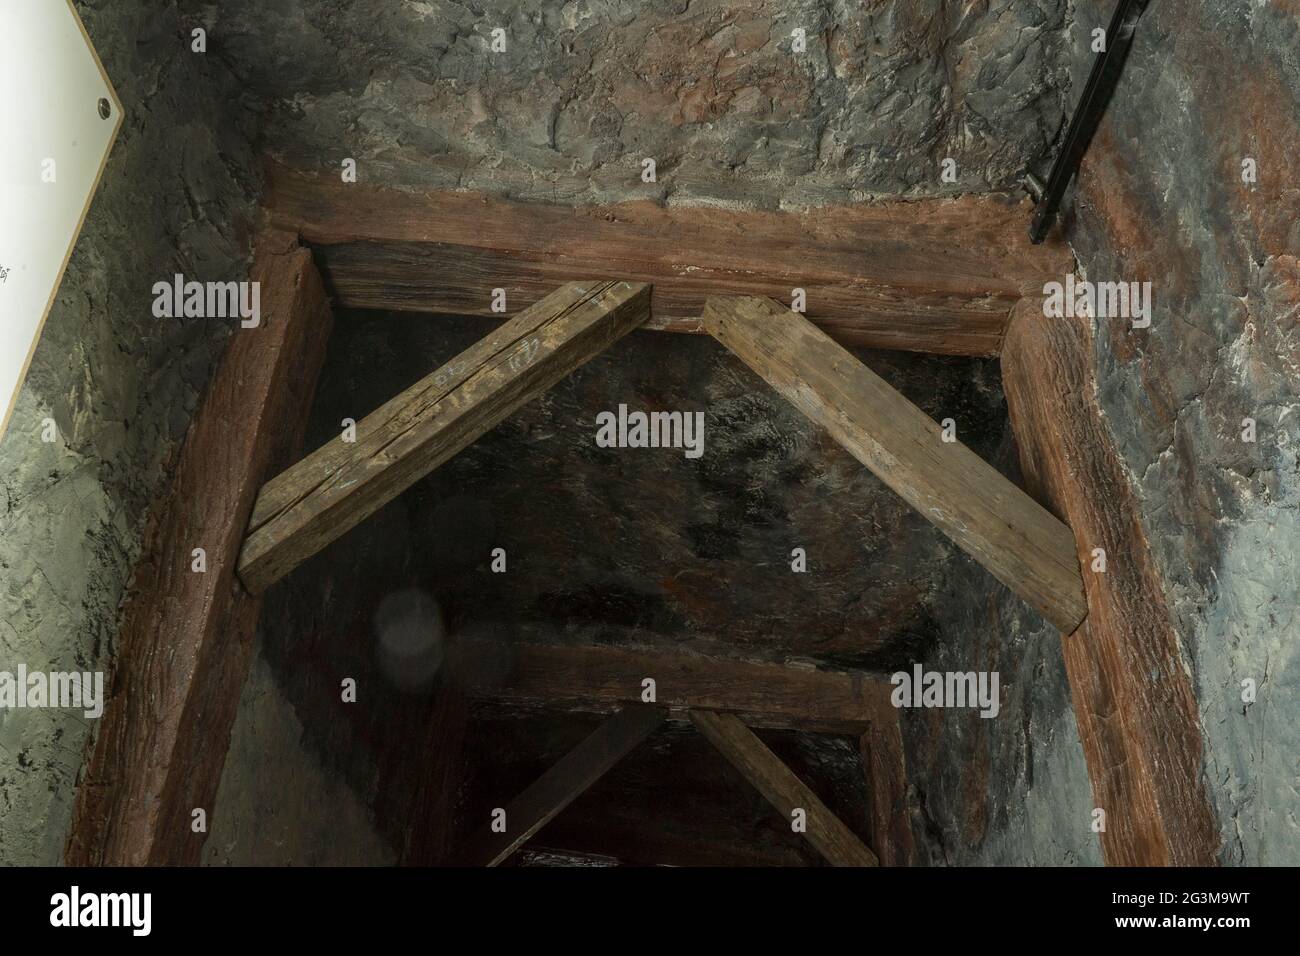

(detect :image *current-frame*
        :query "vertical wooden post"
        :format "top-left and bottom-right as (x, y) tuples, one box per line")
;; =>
(66, 229), (335, 865)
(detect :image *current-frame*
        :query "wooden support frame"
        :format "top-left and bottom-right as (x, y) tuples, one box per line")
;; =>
(690, 710), (879, 867)
(460, 705), (665, 867)
(65, 229), (334, 865)
(701, 295), (1088, 634)
(237, 280), (651, 593)
(264, 163), (1073, 358)
(69, 163), (1139, 869)
(1000, 300), (1218, 866)
(448, 638), (894, 733)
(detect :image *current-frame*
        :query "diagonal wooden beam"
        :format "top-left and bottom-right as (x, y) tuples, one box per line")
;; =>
(461, 705), (665, 867)
(690, 710), (878, 867)
(701, 295), (1087, 634)
(237, 280), (651, 593)
(447, 638), (893, 734)
(264, 163), (1074, 358)
(65, 230), (334, 865)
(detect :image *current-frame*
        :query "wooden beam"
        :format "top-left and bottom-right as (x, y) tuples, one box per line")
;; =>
(237, 279), (650, 593)
(447, 638), (893, 733)
(1001, 300), (1219, 865)
(264, 163), (1074, 358)
(701, 295), (1087, 634)
(461, 705), (665, 866)
(690, 711), (878, 867)
(398, 675), (467, 865)
(859, 708), (915, 867)
(65, 230), (334, 865)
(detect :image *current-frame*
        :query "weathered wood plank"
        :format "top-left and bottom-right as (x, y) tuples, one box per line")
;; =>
(701, 295), (1087, 634)
(1001, 300), (1219, 866)
(264, 163), (1074, 358)
(399, 675), (467, 865)
(690, 710), (878, 867)
(858, 696), (915, 867)
(447, 638), (893, 733)
(237, 280), (651, 593)
(65, 229), (334, 865)
(461, 705), (665, 866)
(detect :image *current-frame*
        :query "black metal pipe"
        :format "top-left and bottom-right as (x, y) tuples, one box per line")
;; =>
(1029, 0), (1152, 244)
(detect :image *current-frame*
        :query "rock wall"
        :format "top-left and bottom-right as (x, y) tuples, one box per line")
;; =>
(1068, 1), (1300, 863)
(897, 430), (1103, 866)
(209, 0), (1071, 205)
(0, 1), (258, 865)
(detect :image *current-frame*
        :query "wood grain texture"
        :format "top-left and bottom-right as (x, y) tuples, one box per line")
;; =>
(238, 280), (651, 593)
(859, 705), (915, 867)
(461, 705), (665, 866)
(399, 675), (467, 865)
(1001, 300), (1219, 866)
(448, 638), (893, 733)
(264, 163), (1074, 358)
(65, 229), (334, 865)
(690, 710), (879, 867)
(702, 295), (1087, 633)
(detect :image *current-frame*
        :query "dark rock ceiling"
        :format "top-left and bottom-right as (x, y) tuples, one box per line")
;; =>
(256, 311), (1020, 858)
(277, 311), (1010, 671)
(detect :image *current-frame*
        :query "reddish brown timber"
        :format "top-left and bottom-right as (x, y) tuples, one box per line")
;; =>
(1001, 300), (1219, 866)
(65, 229), (334, 865)
(263, 163), (1074, 358)
(461, 705), (665, 867)
(237, 280), (650, 593)
(701, 295), (1087, 633)
(690, 710), (878, 867)
(447, 638), (893, 734)
(858, 696), (915, 866)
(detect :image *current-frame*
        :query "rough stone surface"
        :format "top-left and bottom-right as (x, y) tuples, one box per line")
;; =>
(899, 452), (1102, 867)
(1068, 0), (1300, 864)
(208, 0), (1071, 206)
(0, 1), (258, 865)
(204, 650), (393, 865)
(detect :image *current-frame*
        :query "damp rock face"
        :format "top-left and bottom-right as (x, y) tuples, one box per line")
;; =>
(0, 1), (259, 865)
(1067, 1), (1300, 863)
(208, 0), (1071, 204)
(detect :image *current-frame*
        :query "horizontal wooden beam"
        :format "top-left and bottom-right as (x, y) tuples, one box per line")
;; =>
(448, 638), (894, 733)
(461, 705), (665, 866)
(237, 280), (650, 592)
(701, 295), (1087, 634)
(66, 230), (334, 865)
(691, 710), (878, 867)
(264, 163), (1073, 358)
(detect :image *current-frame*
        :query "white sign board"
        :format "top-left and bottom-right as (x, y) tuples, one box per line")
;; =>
(0, 0), (123, 439)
